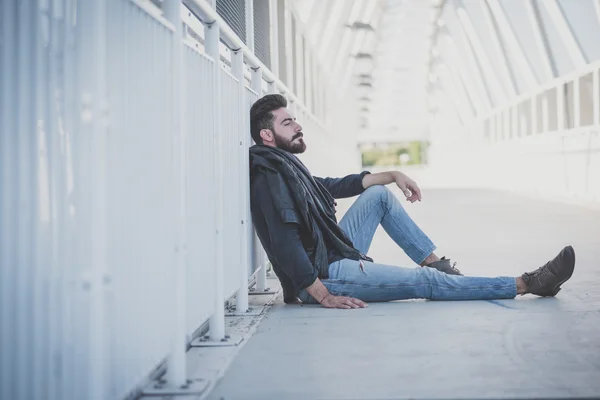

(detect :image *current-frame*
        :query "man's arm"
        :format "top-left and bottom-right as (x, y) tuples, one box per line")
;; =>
(362, 171), (422, 203)
(315, 171), (370, 199)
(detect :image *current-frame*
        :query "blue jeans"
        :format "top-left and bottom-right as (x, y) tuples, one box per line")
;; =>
(298, 186), (517, 303)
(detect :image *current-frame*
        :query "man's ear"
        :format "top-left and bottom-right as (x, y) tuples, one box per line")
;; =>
(259, 128), (273, 143)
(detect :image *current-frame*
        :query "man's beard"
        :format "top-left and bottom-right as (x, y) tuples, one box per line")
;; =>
(273, 130), (307, 154)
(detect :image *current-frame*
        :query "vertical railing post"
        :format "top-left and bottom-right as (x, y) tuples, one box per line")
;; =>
(574, 77), (581, 129)
(205, 20), (226, 341)
(495, 114), (500, 141)
(164, 0), (187, 388)
(252, 67), (263, 94)
(532, 95), (538, 135)
(76, 0), (109, 397)
(494, 114), (499, 142)
(15, 3), (37, 399)
(268, 80), (277, 94)
(34, 1), (52, 398)
(496, 112), (501, 141)
(542, 95), (549, 132)
(557, 83), (565, 131)
(269, 0), (280, 76)
(250, 67), (270, 292)
(0, 2), (18, 399)
(594, 67), (599, 126)
(503, 109), (509, 140)
(511, 106), (518, 138)
(45, 1), (67, 398)
(231, 49), (249, 314)
(245, 0), (254, 53)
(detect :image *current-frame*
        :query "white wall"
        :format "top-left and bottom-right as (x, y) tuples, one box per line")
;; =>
(427, 127), (600, 207)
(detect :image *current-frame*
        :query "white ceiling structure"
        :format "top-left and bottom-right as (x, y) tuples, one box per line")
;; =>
(296, 0), (600, 144)
(364, 0), (439, 142)
(295, 0), (442, 143)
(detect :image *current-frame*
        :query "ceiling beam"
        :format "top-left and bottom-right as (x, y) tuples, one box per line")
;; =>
(539, 0), (587, 68)
(438, 71), (471, 124)
(454, 2), (509, 103)
(485, 0), (538, 89)
(523, 0), (556, 81)
(444, 36), (490, 115)
(479, 0), (518, 96)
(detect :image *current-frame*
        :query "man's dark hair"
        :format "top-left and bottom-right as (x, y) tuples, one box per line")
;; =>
(250, 94), (287, 145)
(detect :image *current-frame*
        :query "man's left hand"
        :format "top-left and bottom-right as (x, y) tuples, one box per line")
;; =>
(393, 171), (422, 203)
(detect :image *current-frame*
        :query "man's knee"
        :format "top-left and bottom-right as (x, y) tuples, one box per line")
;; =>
(363, 185), (390, 199)
(362, 185), (396, 207)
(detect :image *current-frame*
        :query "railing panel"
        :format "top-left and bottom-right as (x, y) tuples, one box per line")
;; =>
(245, 86), (260, 277)
(221, 69), (244, 299)
(1, 0), (338, 398)
(105, 1), (176, 397)
(184, 45), (217, 333)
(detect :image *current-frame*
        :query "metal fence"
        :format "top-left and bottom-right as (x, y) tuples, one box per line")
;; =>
(429, 61), (600, 204)
(0, 0), (333, 399)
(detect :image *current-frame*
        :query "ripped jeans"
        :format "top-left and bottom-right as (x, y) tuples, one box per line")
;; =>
(297, 186), (517, 303)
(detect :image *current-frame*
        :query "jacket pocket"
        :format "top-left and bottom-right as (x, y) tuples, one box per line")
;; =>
(279, 208), (301, 224)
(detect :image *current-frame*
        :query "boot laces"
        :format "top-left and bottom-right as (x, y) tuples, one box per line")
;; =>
(450, 261), (461, 275)
(438, 256), (461, 274)
(526, 262), (551, 279)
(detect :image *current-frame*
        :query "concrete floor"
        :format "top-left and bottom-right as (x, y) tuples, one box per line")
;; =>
(205, 188), (600, 400)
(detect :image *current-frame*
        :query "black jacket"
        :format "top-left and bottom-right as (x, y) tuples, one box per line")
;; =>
(249, 145), (370, 303)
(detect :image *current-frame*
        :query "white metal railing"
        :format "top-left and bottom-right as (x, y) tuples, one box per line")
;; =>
(0, 0), (334, 399)
(429, 61), (600, 204)
(477, 61), (600, 142)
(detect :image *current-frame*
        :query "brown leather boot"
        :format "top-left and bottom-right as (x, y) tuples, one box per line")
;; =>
(522, 246), (575, 297)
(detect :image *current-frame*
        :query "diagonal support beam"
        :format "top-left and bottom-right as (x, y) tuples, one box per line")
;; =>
(306, 0), (335, 50)
(318, 0), (351, 63)
(485, 0), (538, 89)
(479, 0), (518, 96)
(452, 32), (494, 110)
(539, 0), (587, 68)
(523, 0), (556, 81)
(444, 36), (490, 115)
(439, 63), (476, 121)
(454, 2), (509, 103)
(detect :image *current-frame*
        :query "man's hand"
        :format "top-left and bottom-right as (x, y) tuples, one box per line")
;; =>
(362, 171), (422, 203)
(321, 294), (368, 309)
(305, 278), (367, 309)
(393, 171), (421, 203)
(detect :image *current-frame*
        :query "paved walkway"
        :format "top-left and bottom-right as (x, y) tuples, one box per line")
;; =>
(206, 188), (600, 400)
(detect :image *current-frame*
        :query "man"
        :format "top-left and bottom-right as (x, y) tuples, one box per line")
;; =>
(249, 94), (575, 309)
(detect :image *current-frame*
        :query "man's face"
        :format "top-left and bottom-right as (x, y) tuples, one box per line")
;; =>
(267, 107), (306, 154)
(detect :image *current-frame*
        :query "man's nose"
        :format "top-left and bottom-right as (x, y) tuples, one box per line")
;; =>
(295, 122), (303, 131)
